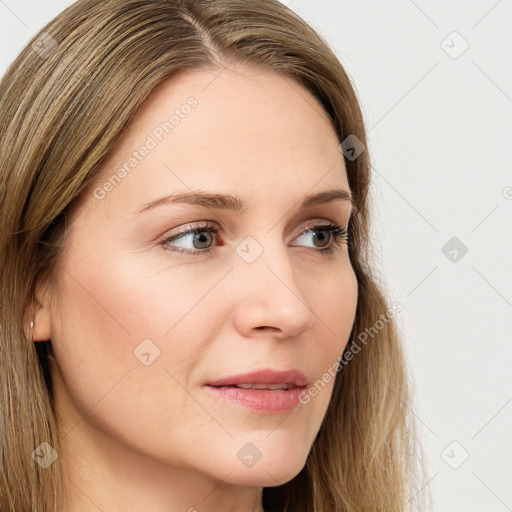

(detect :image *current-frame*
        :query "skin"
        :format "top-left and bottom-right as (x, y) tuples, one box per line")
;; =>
(30, 62), (358, 512)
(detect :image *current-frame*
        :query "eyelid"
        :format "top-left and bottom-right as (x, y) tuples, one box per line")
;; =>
(168, 220), (218, 236)
(161, 217), (348, 241)
(293, 218), (346, 236)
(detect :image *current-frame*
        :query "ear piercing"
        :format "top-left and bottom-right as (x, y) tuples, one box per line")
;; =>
(30, 321), (34, 329)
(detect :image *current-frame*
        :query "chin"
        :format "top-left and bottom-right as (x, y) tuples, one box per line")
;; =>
(218, 441), (310, 487)
(225, 462), (305, 488)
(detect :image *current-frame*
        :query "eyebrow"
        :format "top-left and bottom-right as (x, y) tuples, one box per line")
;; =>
(135, 188), (356, 216)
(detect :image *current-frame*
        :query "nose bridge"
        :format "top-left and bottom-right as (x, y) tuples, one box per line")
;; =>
(229, 232), (316, 336)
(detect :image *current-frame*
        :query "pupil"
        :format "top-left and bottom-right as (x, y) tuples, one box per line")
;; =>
(194, 232), (211, 249)
(314, 230), (330, 247)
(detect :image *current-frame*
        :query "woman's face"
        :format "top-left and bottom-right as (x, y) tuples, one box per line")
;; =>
(36, 63), (358, 488)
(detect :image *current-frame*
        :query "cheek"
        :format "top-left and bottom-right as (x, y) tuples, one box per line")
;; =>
(309, 263), (358, 358)
(49, 263), (218, 468)
(48, 248), (231, 442)
(301, 266), (358, 407)
(53, 245), (228, 353)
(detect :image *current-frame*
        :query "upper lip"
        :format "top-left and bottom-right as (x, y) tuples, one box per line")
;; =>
(205, 368), (308, 388)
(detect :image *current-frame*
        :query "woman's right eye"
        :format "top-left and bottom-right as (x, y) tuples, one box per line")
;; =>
(161, 222), (220, 255)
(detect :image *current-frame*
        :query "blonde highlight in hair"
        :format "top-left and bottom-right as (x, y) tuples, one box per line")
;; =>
(0, 1), (427, 510)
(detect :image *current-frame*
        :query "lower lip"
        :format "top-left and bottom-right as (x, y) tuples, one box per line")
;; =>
(203, 385), (307, 413)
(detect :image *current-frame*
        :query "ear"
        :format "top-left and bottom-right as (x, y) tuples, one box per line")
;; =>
(24, 278), (53, 342)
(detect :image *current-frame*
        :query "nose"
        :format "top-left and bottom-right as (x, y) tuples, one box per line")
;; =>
(228, 237), (317, 340)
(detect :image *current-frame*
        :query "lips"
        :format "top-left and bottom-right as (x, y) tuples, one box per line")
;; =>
(203, 368), (309, 413)
(204, 368), (308, 389)
(232, 383), (291, 390)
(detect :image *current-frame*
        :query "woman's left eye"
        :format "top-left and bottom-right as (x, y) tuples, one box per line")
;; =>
(160, 220), (349, 256)
(293, 222), (349, 255)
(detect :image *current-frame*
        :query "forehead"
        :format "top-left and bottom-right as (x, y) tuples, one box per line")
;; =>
(81, 63), (349, 219)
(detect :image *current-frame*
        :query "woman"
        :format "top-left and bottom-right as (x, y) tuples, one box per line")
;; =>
(0, 0), (425, 511)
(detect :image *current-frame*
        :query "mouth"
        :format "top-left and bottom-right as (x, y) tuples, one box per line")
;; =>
(203, 372), (309, 413)
(207, 382), (299, 391)
(202, 368), (309, 413)
(204, 368), (309, 389)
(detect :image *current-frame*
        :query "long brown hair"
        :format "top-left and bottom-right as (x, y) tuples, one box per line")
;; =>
(0, 1), (426, 510)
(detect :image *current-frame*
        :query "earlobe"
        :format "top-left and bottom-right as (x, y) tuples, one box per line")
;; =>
(25, 281), (53, 342)
(32, 299), (53, 341)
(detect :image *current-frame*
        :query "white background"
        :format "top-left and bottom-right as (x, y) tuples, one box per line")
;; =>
(1, 1), (511, 510)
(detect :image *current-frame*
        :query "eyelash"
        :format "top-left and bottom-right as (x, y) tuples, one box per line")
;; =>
(160, 220), (349, 256)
